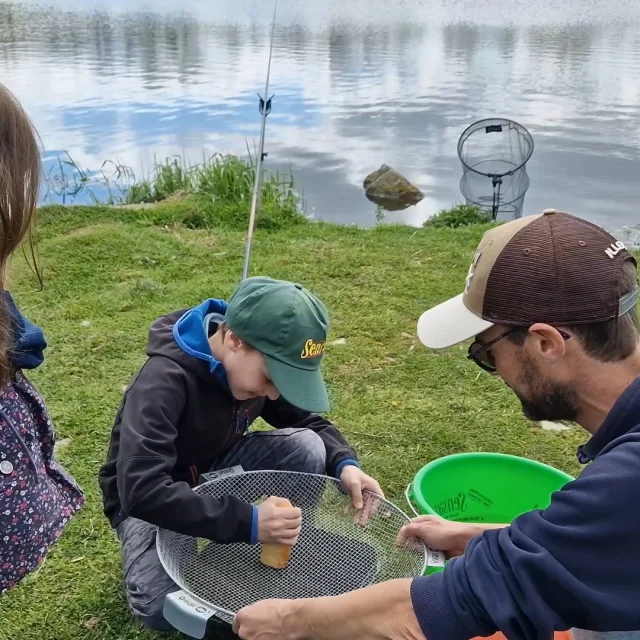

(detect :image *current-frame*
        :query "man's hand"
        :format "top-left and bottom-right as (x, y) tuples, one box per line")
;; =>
(233, 598), (305, 640)
(398, 514), (507, 559)
(257, 496), (302, 545)
(339, 464), (384, 510)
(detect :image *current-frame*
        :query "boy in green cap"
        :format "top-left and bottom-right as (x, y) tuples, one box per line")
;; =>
(98, 276), (381, 632)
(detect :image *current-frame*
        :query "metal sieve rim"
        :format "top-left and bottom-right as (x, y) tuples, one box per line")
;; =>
(156, 470), (428, 618)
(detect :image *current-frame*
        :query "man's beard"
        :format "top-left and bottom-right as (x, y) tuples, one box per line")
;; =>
(514, 352), (579, 423)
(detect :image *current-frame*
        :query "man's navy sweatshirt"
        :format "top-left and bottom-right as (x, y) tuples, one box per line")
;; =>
(411, 375), (640, 639)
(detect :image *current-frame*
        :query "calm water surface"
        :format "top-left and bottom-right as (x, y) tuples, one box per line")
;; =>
(1, 0), (640, 228)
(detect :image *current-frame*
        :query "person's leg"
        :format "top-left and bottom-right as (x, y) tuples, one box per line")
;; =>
(117, 516), (180, 633)
(212, 428), (327, 475)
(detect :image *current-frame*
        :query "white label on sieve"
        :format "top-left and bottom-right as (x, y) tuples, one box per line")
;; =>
(199, 465), (244, 484)
(427, 547), (446, 568)
(163, 590), (222, 639)
(177, 593), (214, 617)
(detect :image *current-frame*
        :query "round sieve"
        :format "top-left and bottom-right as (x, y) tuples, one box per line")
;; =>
(157, 470), (427, 624)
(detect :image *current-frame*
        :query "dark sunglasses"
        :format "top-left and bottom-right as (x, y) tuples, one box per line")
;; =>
(467, 327), (571, 373)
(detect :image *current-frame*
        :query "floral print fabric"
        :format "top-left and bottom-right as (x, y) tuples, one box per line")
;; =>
(0, 370), (84, 592)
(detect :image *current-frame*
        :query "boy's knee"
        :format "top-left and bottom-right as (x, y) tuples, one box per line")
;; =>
(118, 518), (179, 633)
(130, 597), (176, 633)
(287, 429), (327, 474)
(124, 568), (178, 633)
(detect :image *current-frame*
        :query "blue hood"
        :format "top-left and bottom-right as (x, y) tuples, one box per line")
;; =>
(172, 298), (229, 385)
(4, 291), (47, 371)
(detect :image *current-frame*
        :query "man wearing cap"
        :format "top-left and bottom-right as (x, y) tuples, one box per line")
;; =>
(98, 276), (381, 632)
(233, 211), (640, 640)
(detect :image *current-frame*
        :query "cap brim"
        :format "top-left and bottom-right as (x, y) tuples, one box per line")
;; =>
(417, 293), (494, 349)
(265, 355), (330, 413)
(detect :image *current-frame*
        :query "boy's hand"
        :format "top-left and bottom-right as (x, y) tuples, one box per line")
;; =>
(257, 496), (302, 545)
(339, 465), (384, 510)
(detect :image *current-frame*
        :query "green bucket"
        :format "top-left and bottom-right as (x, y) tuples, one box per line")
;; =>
(405, 452), (574, 574)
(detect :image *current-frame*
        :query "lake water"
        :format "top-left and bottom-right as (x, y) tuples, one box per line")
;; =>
(1, 0), (640, 229)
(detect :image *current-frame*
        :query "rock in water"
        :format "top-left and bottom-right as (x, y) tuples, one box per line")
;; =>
(363, 164), (424, 211)
(363, 165), (392, 190)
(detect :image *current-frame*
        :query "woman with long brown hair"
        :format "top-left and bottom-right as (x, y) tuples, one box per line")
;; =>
(0, 82), (85, 593)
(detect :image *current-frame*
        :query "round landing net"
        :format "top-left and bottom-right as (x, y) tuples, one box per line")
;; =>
(157, 470), (427, 624)
(457, 118), (534, 221)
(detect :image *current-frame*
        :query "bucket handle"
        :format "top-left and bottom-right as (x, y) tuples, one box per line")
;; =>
(404, 482), (421, 518)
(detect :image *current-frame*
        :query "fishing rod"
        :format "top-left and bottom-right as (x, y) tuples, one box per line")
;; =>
(241, 0), (278, 281)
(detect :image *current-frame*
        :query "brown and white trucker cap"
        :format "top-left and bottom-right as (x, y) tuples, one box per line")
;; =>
(417, 209), (639, 349)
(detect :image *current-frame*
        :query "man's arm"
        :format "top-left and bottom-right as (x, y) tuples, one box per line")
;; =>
(115, 356), (255, 542)
(299, 580), (424, 640)
(260, 396), (359, 477)
(234, 579), (425, 640)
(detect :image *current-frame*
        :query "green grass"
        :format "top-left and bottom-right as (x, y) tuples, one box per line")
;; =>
(423, 203), (492, 228)
(0, 203), (587, 640)
(125, 151), (300, 211)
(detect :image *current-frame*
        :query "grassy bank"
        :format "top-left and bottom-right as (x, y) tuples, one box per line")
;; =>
(43, 151), (302, 225)
(0, 200), (586, 640)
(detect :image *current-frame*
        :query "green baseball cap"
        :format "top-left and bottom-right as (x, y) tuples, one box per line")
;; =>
(225, 276), (331, 413)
